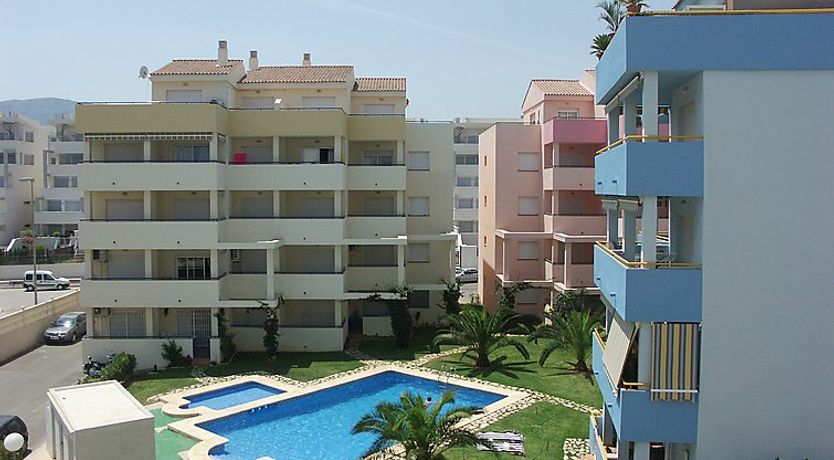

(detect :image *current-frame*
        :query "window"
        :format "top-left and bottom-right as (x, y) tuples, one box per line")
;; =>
(456, 198), (476, 209)
(483, 236), (487, 247)
(5, 152), (16, 164)
(58, 153), (83, 165)
(364, 104), (396, 114)
(25, 131), (34, 142)
(408, 197), (430, 216)
(46, 200), (62, 211)
(455, 154), (478, 165)
(23, 154), (34, 165)
(362, 151), (394, 165)
(109, 310), (145, 338)
(166, 90), (202, 103)
(302, 96), (336, 108)
(407, 151), (430, 171)
(456, 176), (478, 187)
(518, 153), (540, 171)
(466, 135), (479, 144)
(516, 288), (539, 305)
(557, 110), (579, 119)
(53, 176), (78, 188)
(408, 290), (430, 308)
(177, 257), (211, 280)
(407, 243), (430, 262)
(483, 156), (487, 166)
(64, 200), (82, 212)
(174, 145), (209, 162)
(518, 241), (540, 260)
(242, 97), (275, 109)
(457, 221), (477, 233)
(518, 197), (540, 216)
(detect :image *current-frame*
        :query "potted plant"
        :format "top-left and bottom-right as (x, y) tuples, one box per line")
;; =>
(621, 0), (648, 13)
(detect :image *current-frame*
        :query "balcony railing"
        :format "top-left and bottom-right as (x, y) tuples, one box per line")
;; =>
(596, 135), (704, 156)
(595, 241), (700, 269)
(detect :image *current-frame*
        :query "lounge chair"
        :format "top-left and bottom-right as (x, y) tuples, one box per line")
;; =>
(478, 431), (524, 442)
(476, 440), (526, 456)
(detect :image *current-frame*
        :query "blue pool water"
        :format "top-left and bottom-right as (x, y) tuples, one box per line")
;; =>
(201, 371), (505, 460)
(185, 382), (284, 410)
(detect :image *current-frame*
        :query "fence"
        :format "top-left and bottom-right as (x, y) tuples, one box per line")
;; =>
(0, 291), (82, 364)
(0, 249), (81, 266)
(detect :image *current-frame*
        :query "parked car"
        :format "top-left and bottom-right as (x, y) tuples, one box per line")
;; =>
(43, 312), (87, 343)
(0, 415), (28, 455)
(23, 270), (70, 291)
(455, 267), (478, 283)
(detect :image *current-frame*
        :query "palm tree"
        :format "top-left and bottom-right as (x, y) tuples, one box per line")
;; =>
(591, 34), (613, 60)
(597, 0), (625, 33)
(352, 391), (481, 460)
(530, 309), (601, 372)
(433, 307), (529, 368)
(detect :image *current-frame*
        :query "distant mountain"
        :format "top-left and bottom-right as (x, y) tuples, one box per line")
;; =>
(0, 98), (77, 123)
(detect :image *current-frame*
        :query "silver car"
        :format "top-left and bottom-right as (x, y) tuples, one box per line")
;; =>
(43, 312), (87, 343)
(455, 267), (478, 283)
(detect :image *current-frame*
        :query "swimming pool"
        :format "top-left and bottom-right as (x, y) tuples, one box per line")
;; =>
(200, 371), (506, 460)
(185, 382), (285, 411)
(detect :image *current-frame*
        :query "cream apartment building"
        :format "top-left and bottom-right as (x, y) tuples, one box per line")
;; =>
(0, 112), (48, 245)
(36, 115), (84, 236)
(77, 42), (455, 369)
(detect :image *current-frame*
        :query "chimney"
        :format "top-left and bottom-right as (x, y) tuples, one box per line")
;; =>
(302, 52), (311, 66)
(249, 50), (259, 70)
(218, 40), (228, 66)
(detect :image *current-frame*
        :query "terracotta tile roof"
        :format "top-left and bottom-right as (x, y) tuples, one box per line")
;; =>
(151, 59), (243, 76)
(239, 65), (354, 84)
(353, 77), (406, 92)
(532, 79), (593, 97)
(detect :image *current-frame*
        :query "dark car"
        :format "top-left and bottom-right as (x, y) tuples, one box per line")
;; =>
(0, 415), (28, 455)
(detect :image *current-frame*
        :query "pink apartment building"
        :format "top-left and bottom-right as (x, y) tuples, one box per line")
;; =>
(479, 71), (608, 314)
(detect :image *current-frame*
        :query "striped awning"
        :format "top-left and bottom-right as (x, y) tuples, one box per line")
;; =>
(602, 314), (636, 390)
(651, 322), (700, 401)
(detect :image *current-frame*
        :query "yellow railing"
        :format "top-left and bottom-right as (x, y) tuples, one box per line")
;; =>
(596, 135), (703, 155)
(595, 240), (702, 269)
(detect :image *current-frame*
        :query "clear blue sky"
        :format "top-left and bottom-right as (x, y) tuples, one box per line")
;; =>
(3, 0), (674, 119)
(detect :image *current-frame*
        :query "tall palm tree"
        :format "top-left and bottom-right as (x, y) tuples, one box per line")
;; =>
(352, 391), (481, 460)
(591, 34), (613, 60)
(433, 307), (529, 368)
(529, 309), (601, 372)
(597, 0), (625, 33)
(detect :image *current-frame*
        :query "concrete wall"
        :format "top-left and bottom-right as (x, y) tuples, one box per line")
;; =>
(0, 262), (83, 281)
(0, 291), (81, 363)
(82, 337), (194, 371)
(697, 70), (834, 459)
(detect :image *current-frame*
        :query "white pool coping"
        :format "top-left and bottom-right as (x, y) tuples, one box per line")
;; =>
(165, 365), (528, 460)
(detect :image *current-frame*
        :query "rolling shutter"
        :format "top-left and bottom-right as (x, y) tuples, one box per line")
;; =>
(651, 323), (700, 401)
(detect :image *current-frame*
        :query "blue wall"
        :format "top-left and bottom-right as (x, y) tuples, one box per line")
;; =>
(596, 12), (834, 103)
(595, 141), (704, 197)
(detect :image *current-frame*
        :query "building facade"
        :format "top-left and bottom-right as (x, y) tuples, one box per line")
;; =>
(0, 112), (48, 246)
(37, 115), (84, 236)
(589, 9), (834, 460)
(479, 73), (608, 315)
(76, 42), (455, 369)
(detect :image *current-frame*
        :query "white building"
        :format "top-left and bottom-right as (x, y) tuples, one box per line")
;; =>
(37, 114), (84, 237)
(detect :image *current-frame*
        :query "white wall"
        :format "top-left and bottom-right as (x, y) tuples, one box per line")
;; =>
(697, 70), (834, 459)
(0, 262), (83, 281)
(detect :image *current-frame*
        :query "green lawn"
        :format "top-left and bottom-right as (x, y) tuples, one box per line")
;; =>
(425, 341), (602, 408)
(357, 328), (452, 361)
(444, 402), (589, 460)
(151, 409), (197, 460)
(125, 351), (361, 403)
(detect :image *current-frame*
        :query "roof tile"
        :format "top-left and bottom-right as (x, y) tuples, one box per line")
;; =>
(151, 59), (243, 76)
(532, 79), (593, 97)
(240, 65), (354, 84)
(353, 77), (406, 92)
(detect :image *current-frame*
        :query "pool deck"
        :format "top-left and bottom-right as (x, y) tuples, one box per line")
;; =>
(164, 365), (530, 460)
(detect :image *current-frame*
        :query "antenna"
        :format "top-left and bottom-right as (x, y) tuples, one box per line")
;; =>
(138, 66), (149, 79)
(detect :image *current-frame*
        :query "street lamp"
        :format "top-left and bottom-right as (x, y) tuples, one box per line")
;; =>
(19, 177), (37, 305)
(3, 432), (25, 459)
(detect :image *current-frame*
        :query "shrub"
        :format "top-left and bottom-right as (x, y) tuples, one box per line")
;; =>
(215, 309), (237, 362)
(261, 297), (284, 360)
(439, 280), (462, 315)
(496, 282), (532, 310)
(99, 352), (137, 381)
(161, 340), (185, 368)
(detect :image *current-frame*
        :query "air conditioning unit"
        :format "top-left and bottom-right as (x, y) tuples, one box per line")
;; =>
(92, 249), (107, 262)
(230, 249), (241, 262)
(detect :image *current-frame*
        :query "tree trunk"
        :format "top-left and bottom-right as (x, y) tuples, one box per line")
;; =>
(475, 353), (491, 368)
(576, 360), (589, 373)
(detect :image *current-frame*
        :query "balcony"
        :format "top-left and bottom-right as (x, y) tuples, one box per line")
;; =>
(35, 210), (84, 225)
(228, 108), (347, 137)
(347, 114), (406, 141)
(226, 162), (346, 190)
(592, 333), (698, 444)
(595, 137), (703, 197)
(81, 277), (224, 307)
(594, 243), (701, 323)
(79, 161), (225, 191)
(80, 219), (221, 249)
(223, 217), (345, 244)
(346, 216), (406, 239)
(75, 102), (227, 134)
(275, 272), (345, 299)
(544, 166), (595, 191)
(346, 266), (400, 292)
(544, 214), (606, 236)
(589, 415), (617, 460)
(346, 165), (406, 190)
(544, 117), (608, 145)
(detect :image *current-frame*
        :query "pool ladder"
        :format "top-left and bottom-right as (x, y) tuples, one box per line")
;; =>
(437, 365), (451, 387)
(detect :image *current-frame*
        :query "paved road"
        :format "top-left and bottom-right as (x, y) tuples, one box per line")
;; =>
(0, 288), (80, 319)
(0, 342), (82, 448)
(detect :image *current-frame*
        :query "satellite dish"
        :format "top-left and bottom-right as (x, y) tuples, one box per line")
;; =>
(138, 66), (149, 79)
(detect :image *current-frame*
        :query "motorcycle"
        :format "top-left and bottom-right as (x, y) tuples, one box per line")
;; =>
(83, 353), (113, 377)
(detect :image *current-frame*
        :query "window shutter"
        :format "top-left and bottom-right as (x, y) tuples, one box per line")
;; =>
(518, 153), (540, 171)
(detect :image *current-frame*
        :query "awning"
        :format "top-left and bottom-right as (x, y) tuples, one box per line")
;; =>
(602, 314), (636, 390)
(651, 322), (700, 401)
(84, 133), (213, 141)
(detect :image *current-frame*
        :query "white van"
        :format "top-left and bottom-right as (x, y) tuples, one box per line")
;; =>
(23, 270), (71, 291)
